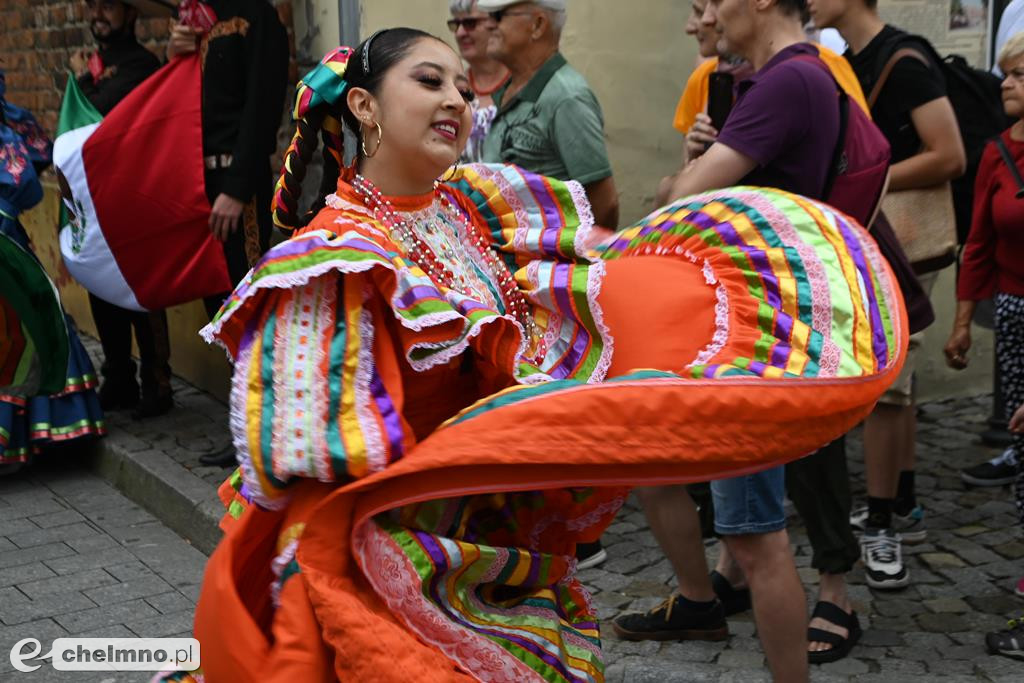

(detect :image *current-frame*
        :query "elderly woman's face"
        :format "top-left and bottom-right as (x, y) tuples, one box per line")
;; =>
(450, 3), (493, 63)
(1002, 54), (1024, 120)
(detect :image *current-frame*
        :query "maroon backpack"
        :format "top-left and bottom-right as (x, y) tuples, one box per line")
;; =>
(792, 55), (891, 227)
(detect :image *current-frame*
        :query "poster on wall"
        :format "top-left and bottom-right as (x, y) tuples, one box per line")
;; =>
(879, 0), (990, 66)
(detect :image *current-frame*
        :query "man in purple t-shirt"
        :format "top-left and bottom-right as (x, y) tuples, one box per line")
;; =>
(713, 42), (839, 197)
(611, 0), (845, 679)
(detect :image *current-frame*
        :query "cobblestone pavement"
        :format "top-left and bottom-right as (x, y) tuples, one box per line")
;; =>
(0, 455), (204, 682)
(589, 394), (1024, 682)
(29, 334), (1024, 681)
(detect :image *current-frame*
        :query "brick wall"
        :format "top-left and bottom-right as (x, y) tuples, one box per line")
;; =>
(0, 0), (297, 139)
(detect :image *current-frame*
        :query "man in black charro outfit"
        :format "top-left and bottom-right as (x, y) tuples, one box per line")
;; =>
(166, 0), (289, 465)
(70, 0), (172, 419)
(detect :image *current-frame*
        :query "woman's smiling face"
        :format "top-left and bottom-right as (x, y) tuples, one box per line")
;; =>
(352, 38), (475, 180)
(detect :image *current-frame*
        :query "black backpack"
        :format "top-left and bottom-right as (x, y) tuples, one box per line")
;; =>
(871, 31), (1012, 243)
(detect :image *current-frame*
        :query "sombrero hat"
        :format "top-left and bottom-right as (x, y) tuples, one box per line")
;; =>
(122, 0), (176, 17)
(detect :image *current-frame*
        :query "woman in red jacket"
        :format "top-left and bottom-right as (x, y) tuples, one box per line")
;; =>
(944, 31), (1024, 659)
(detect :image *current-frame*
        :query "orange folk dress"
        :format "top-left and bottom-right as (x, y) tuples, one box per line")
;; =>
(172, 164), (906, 683)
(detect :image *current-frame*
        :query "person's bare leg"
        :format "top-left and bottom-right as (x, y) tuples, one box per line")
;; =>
(635, 485), (715, 601)
(714, 541), (747, 589)
(808, 572), (852, 653)
(862, 402), (912, 499)
(725, 530), (808, 682)
(896, 400), (917, 474)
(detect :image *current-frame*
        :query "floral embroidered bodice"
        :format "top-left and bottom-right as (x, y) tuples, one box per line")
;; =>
(387, 200), (507, 313)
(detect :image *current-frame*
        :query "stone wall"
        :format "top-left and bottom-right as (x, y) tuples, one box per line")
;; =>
(0, 0), (298, 135)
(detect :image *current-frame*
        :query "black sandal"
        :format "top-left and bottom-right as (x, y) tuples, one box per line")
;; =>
(807, 601), (861, 664)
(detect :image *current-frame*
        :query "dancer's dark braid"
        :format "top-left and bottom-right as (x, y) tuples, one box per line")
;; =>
(271, 29), (437, 234)
(273, 108), (326, 232)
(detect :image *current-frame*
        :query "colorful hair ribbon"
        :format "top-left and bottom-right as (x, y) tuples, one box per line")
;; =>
(293, 47), (355, 119)
(272, 47), (355, 233)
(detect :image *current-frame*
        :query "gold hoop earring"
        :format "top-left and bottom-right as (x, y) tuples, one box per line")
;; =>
(361, 121), (383, 158)
(441, 161), (461, 183)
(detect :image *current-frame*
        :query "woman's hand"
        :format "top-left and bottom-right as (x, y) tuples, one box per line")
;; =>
(685, 113), (718, 163)
(1010, 403), (1024, 433)
(943, 325), (971, 369)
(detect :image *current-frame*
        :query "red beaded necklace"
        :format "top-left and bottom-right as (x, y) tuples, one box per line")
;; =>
(469, 69), (510, 98)
(351, 174), (536, 339)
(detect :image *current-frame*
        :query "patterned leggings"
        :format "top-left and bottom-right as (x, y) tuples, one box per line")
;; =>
(995, 292), (1024, 522)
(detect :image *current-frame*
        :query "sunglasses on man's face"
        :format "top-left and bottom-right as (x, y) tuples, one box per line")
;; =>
(489, 8), (536, 23)
(447, 16), (489, 32)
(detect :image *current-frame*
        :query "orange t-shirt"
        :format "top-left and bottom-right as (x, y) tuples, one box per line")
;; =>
(672, 44), (870, 134)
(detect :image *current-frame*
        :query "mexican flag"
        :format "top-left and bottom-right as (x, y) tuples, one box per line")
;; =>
(53, 54), (231, 311)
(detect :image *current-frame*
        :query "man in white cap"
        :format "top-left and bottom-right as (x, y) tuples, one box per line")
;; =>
(479, 0), (620, 230)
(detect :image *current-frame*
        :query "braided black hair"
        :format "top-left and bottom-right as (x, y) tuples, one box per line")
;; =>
(272, 28), (438, 234)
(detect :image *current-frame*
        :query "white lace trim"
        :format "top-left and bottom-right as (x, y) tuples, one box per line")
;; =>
(200, 233), (382, 350)
(585, 259), (613, 384)
(352, 520), (542, 682)
(269, 288), (291, 480)
(527, 492), (627, 551)
(230, 335), (289, 511)
(324, 193), (374, 219)
(406, 312), (517, 374)
(566, 179), (599, 261)
(270, 538), (299, 609)
(689, 259), (731, 369)
(311, 283), (335, 480)
(354, 304), (389, 474)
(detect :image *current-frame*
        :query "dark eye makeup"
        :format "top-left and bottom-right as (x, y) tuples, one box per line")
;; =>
(414, 73), (476, 103)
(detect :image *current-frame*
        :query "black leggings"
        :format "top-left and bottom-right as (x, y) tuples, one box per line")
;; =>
(995, 293), (1024, 523)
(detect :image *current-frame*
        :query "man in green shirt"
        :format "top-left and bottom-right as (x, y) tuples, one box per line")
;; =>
(480, 0), (620, 229)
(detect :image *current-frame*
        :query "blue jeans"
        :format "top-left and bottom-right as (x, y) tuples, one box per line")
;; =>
(710, 466), (786, 535)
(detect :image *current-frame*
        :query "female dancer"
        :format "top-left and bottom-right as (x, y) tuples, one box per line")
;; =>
(173, 30), (905, 682)
(0, 72), (104, 469)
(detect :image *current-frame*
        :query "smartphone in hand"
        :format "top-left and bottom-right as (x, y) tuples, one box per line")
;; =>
(707, 71), (735, 132)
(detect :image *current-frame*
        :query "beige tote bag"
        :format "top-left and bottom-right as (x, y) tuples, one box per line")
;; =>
(869, 48), (958, 273)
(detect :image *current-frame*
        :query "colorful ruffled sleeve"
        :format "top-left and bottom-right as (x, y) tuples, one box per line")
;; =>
(204, 248), (417, 510)
(449, 163), (612, 384)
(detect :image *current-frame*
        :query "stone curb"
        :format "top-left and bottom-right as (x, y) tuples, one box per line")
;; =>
(75, 334), (227, 556)
(84, 435), (223, 555)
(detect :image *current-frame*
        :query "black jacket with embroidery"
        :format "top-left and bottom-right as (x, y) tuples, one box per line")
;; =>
(202, 0), (289, 202)
(76, 36), (160, 116)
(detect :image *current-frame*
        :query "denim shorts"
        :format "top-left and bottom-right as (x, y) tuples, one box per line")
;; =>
(710, 465), (787, 535)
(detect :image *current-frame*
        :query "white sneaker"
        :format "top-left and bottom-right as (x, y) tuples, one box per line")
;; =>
(850, 504), (927, 543)
(575, 542), (607, 570)
(861, 528), (909, 590)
